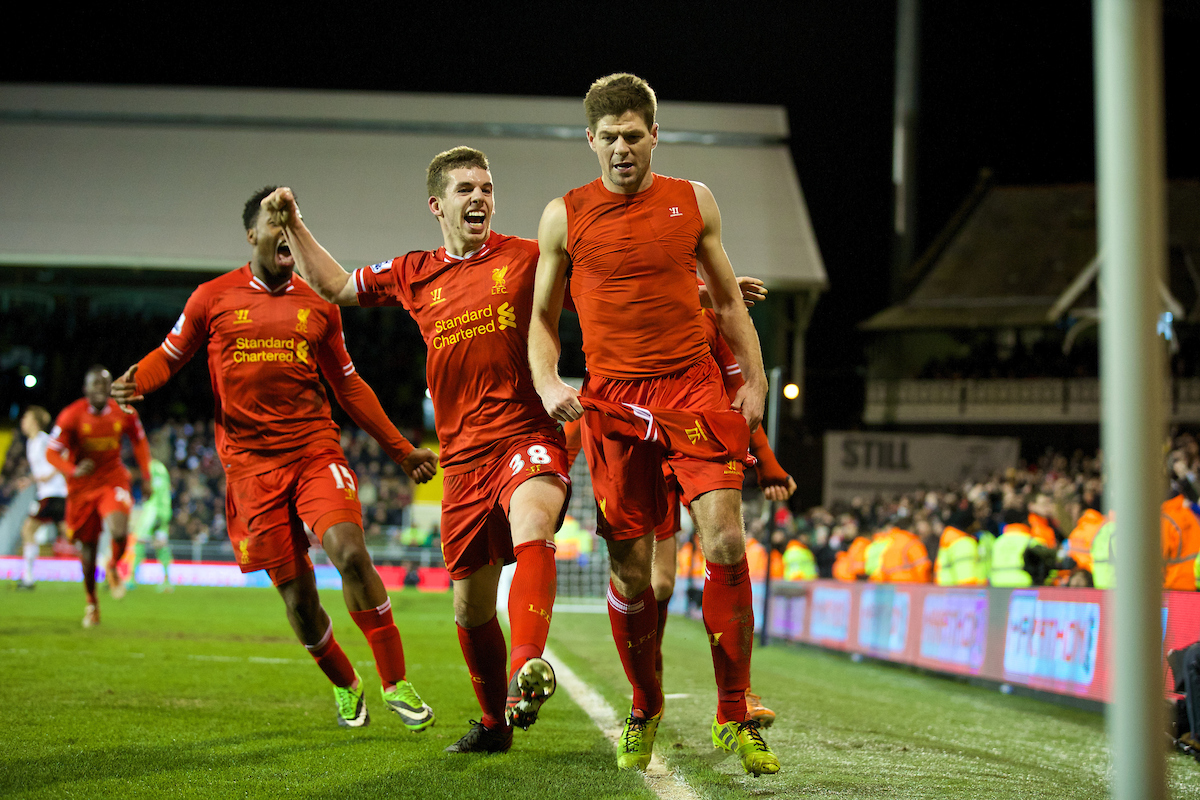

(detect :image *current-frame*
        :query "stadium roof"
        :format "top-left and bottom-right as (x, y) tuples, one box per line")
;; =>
(861, 180), (1200, 330)
(0, 83), (827, 292)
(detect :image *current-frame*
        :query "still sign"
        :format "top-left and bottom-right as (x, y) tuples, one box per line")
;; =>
(823, 431), (1019, 505)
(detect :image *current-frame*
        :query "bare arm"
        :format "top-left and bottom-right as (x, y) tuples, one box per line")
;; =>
(692, 181), (768, 432)
(263, 188), (360, 307)
(528, 198), (583, 422)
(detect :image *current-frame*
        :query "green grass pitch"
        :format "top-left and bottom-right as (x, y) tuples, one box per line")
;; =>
(3, 583), (1200, 799)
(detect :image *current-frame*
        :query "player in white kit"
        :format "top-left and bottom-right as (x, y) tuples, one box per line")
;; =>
(15, 406), (68, 589)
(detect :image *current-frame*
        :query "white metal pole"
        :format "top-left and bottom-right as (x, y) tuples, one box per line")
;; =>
(1095, 1), (1167, 798)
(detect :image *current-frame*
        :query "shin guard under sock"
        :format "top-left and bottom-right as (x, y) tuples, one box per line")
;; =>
(456, 615), (509, 730)
(607, 581), (662, 717)
(507, 540), (557, 677)
(350, 598), (406, 688)
(703, 557), (754, 723)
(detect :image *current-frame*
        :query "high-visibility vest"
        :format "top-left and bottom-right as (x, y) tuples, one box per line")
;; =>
(1067, 509), (1106, 574)
(935, 527), (981, 586)
(991, 526), (1035, 587)
(1028, 513), (1058, 549)
(1162, 495), (1200, 590)
(783, 541), (817, 580)
(770, 549), (785, 581)
(975, 531), (996, 584)
(678, 540), (705, 580)
(833, 536), (870, 581)
(865, 533), (890, 581)
(1091, 522), (1115, 589)
(554, 516), (583, 560)
(746, 538), (769, 581)
(878, 527), (932, 583)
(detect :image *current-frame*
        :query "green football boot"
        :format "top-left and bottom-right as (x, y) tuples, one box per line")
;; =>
(711, 716), (780, 777)
(616, 707), (662, 771)
(334, 670), (369, 728)
(381, 680), (435, 731)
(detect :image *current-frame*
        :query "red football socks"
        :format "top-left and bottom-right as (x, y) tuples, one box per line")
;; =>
(306, 623), (357, 688)
(457, 615), (509, 730)
(654, 597), (670, 679)
(350, 598), (406, 688)
(607, 581), (663, 718)
(507, 540), (557, 678)
(110, 535), (128, 565)
(703, 557), (754, 724)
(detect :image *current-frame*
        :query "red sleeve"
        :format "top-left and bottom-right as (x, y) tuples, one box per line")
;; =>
(316, 305), (415, 464)
(135, 290), (209, 395)
(749, 426), (790, 486)
(126, 409), (153, 486)
(45, 408), (77, 473)
(353, 257), (408, 309)
(45, 445), (74, 475)
(563, 419), (582, 469)
(714, 334), (744, 399)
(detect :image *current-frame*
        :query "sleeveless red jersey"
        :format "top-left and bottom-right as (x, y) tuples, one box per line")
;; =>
(151, 266), (351, 480)
(48, 398), (146, 492)
(354, 231), (560, 473)
(564, 175), (709, 379)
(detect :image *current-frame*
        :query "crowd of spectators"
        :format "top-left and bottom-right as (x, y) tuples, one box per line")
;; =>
(742, 433), (1200, 589)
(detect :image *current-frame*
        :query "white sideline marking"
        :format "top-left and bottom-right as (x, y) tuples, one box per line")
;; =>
(545, 645), (703, 800)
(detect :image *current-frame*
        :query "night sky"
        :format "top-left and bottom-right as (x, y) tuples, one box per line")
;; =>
(3, 2), (1197, 434)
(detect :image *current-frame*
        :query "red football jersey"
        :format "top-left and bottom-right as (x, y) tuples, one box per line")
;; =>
(563, 175), (709, 379)
(150, 265), (354, 480)
(48, 398), (147, 492)
(354, 231), (559, 473)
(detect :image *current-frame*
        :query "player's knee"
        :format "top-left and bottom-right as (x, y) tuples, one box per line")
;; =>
(332, 546), (372, 585)
(651, 573), (675, 603)
(610, 563), (652, 598)
(703, 531), (746, 565)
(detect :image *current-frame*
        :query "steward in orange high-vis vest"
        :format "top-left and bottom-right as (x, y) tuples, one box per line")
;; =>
(833, 535), (870, 581)
(1027, 512), (1060, 550)
(872, 527), (932, 583)
(1066, 508), (1107, 576)
(1162, 494), (1200, 590)
(746, 536), (769, 582)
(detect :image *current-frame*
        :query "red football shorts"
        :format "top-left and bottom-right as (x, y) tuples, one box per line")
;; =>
(440, 432), (571, 580)
(66, 483), (133, 544)
(582, 355), (745, 540)
(225, 446), (362, 579)
(654, 466), (682, 542)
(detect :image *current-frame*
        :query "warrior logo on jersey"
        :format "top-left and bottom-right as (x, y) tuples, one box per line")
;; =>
(295, 308), (310, 334)
(497, 302), (516, 331)
(234, 309), (253, 324)
(685, 421), (708, 445)
(295, 341), (310, 364)
(724, 460), (740, 475)
(82, 423), (92, 434)
(491, 265), (508, 295)
(429, 287), (448, 306)
(171, 313), (186, 336)
(369, 260), (393, 274)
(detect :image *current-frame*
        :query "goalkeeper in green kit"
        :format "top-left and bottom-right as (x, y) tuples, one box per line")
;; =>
(125, 459), (174, 591)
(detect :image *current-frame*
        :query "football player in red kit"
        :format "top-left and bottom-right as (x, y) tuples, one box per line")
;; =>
(263, 147), (568, 755)
(111, 187), (439, 732)
(529, 73), (779, 776)
(47, 366), (152, 626)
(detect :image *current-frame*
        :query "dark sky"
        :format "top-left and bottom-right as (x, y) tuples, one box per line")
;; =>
(4, 1), (1197, 431)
